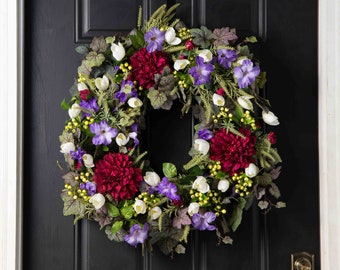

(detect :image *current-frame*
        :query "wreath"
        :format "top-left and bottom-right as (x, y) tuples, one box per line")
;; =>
(59, 4), (284, 256)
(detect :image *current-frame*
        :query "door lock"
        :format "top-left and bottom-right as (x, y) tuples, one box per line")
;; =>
(291, 252), (314, 270)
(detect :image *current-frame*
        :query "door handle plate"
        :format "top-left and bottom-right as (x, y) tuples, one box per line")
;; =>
(291, 251), (314, 270)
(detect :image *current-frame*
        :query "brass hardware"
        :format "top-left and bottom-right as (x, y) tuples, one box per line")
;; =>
(291, 252), (314, 270)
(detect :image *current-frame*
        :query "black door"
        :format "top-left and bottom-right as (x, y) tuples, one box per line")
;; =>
(23, 0), (319, 269)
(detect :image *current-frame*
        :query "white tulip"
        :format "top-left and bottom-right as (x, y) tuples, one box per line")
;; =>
(60, 142), (75, 154)
(149, 206), (162, 220)
(188, 202), (200, 216)
(262, 110), (279, 126)
(143, 171), (160, 187)
(68, 103), (81, 119)
(198, 49), (213, 62)
(133, 199), (147, 214)
(194, 139), (210, 155)
(192, 176), (210, 194)
(165, 27), (181, 45)
(116, 133), (129, 146)
(82, 154), (94, 168)
(174, 59), (190, 71)
(217, 179), (230, 192)
(111, 42), (125, 61)
(127, 97), (143, 108)
(245, 163), (259, 178)
(212, 93), (225, 106)
(89, 193), (105, 210)
(237, 96), (253, 110)
(95, 75), (109, 91)
(77, 82), (88, 91)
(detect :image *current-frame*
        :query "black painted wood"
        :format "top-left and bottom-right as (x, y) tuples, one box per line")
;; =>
(23, 0), (319, 269)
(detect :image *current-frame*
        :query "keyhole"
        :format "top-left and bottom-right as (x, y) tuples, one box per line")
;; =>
(294, 257), (312, 270)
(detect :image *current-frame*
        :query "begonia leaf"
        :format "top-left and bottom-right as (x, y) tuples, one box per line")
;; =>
(147, 89), (167, 109)
(86, 52), (105, 67)
(90, 36), (108, 53)
(61, 191), (86, 219)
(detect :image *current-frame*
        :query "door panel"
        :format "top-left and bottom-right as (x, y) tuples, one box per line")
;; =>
(23, 0), (319, 269)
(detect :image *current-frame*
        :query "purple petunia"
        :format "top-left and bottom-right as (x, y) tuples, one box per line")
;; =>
(189, 56), (214, 86)
(144, 27), (165, 53)
(217, 49), (237, 69)
(114, 80), (137, 103)
(156, 177), (180, 201)
(233, 59), (260, 89)
(79, 98), (99, 117)
(70, 147), (86, 163)
(80, 182), (96, 196)
(89, 120), (118, 145)
(198, 129), (213, 141)
(124, 223), (149, 247)
(191, 212), (216, 231)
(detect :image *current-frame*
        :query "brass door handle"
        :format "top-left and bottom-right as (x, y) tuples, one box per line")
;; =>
(291, 252), (314, 270)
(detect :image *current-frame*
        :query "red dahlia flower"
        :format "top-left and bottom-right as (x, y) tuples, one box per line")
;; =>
(94, 152), (142, 201)
(210, 128), (256, 175)
(128, 48), (169, 89)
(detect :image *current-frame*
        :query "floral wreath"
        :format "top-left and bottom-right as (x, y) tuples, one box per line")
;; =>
(59, 4), (284, 256)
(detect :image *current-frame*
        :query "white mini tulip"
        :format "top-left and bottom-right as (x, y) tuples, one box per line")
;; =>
(262, 110), (280, 126)
(111, 42), (125, 61)
(95, 75), (109, 91)
(127, 97), (143, 108)
(116, 133), (129, 146)
(192, 176), (210, 194)
(245, 163), (259, 178)
(89, 193), (105, 210)
(194, 139), (210, 155)
(188, 202), (200, 216)
(217, 179), (230, 192)
(149, 206), (162, 220)
(237, 96), (253, 110)
(198, 49), (213, 62)
(60, 142), (75, 154)
(133, 199), (147, 214)
(143, 171), (160, 187)
(77, 82), (88, 91)
(82, 154), (94, 168)
(68, 103), (81, 119)
(174, 59), (190, 71)
(212, 93), (225, 106)
(165, 27), (181, 45)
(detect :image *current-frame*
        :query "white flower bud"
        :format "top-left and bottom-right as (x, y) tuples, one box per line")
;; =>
(237, 96), (253, 110)
(262, 110), (280, 126)
(143, 171), (160, 187)
(127, 97), (143, 108)
(82, 154), (94, 168)
(133, 199), (147, 214)
(192, 176), (210, 194)
(245, 163), (259, 178)
(77, 82), (88, 91)
(95, 75), (109, 91)
(165, 27), (181, 45)
(212, 93), (225, 106)
(68, 103), (81, 119)
(89, 193), (105, 210)
(116, 133), (129, 146)
(149, 206), (162, 220)
(111, 42), (125, 61)
(198, 49), (213, 62)
(258, 200), (269, 210)
(217, 179), (230, 192)
(174, 59), (190, 71)
(188, 202), (200, 216)
(60, 142), (75, 154)
(194, 139), (210, 155)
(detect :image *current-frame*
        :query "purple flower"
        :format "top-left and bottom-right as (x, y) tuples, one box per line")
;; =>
(189, 56), (214, 86)
(89, 120), (118, 145)
(233, 59), (260, 89)
(80, 182), (96, 196)
(144, 27), (165, 53)
(191, 212), (216, 231)
(124, 223), (149, 247)
(217, 49), (237, 69)
(70, 147), (86, 162)
(198, 129), (213, 140)
(79, 98), (99, 117)
(114, 80), (137, 103)
(156, 177), (180, 201)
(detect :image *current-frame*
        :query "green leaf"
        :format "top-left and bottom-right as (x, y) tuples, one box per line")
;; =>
(62, 172), (78, 187)
(162, 163), (177, 178)
(106, 203), (120, 217)
(105, 36), (115, 44)
(86, 52), (105, 67)
(102, 145), (109, 152)
(105, 226), (125, 242)
(121, 205), (134, 220)
(147, 89), (167, 109)
(78, 60), (92, 75)
(256, 71), (267, 89)
(61, 191), (86, 218)
(245, 36), (258, 43)
(60, 99), (70, 110)
(187, 165), (203, 176)
(75, 45), (89, 55)
(111, 221), (123, 234)
(129, 30), (145, 49)
(228, 197), (246, 232)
